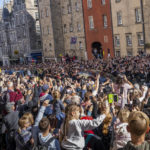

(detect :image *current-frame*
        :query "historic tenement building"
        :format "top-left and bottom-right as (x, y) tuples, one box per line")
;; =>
(0, 9), (2, 21)
(60, 0), (87, 59)
(0, 0), (42, 65)
(38, 0), (55, 59)
(111, 0), (144, 57)
(0, 21), (10, 66)
(38, 0), (87, 60)
(143, 0), (150, 54)
(10, 0), (42, 60)
(82, 0), (114, 59)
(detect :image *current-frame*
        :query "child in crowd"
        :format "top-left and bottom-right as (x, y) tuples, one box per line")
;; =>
(93, 101), (113, 150)
(113, 109), (131, 150)
(123, 111), (150, 150)
(60, 104), (109, 150)
(52, 90), (65, 134)
(37, 117), (61, 150)
(15, 115), (34, 150)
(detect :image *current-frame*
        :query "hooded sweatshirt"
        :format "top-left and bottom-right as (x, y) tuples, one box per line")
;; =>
(38, 132), (60, 150)
(61, 114), (106, 150)
(123, 141), (150, 150)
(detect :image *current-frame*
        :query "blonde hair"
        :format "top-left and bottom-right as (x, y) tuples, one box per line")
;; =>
(102, 113), (112, 135)
(63, 104), (80, 138)
(132, 89), (141, 99)
(52, 90), (60, 100)
(23, 112), (34, 125)
(118, 109), (130, 123)
(98, 100), (109, 114)
(128, 111), (149, 136)
(98, 101), (112, 135)
(18, 116), (30, 129)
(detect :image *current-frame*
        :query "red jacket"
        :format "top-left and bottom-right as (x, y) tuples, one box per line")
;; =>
(9, 89), (23, 103)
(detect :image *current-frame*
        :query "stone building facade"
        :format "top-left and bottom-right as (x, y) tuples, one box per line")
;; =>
(38, 0), (56, 59)
(0, 9), (2, 21)
(0, 0), (42, 65)
(60, 0), (87, 59)
(10, 0), (42, 58)
(38, 0), (87, 60)
(111, 0), (144, 57)
(0, 21), (10, 66)
(143, 0), (150, 54)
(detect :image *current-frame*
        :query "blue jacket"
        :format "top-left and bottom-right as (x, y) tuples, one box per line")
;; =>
(38, 132), (61, 150)
(53, 100), (65, 116)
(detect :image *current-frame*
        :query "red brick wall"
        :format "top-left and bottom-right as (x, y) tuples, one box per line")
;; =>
(82, 0), (114, 59)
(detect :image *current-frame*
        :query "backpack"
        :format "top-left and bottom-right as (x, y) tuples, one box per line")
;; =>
(15, 132), (31, 150)
(33, 137), (55, 150)
(0, 92), (9, 105)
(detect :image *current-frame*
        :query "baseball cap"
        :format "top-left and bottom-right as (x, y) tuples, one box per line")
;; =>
(42, 84), (49, 91)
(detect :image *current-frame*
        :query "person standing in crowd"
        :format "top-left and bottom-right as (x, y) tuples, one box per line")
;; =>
(1, 102), (19, 150)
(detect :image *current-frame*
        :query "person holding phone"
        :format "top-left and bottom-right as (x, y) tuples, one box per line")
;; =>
(112, 75), (133, 108)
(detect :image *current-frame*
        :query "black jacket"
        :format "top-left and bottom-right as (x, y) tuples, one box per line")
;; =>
(1, 111), (19, 134)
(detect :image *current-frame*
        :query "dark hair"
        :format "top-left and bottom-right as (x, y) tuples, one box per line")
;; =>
(39, 117), (50, 132)
(47, 114), (58, 129)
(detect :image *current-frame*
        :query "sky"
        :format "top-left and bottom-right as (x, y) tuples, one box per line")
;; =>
(0, 0), (4, 8)
(0, 0), (11, 8)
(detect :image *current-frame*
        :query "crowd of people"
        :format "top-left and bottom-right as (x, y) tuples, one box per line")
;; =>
(0, 55), (150, 150)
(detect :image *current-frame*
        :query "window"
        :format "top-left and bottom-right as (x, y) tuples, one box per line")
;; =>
(114, 35), (120, 47)
(127, 49), (133, 56)
(137, 33), (144, 46)
(42, 28), (45, 35)
(79, 41), (83, 49)
(36, 25), (40, 34)
(87, 0), (92, 9)
(77, 22), (81, 32)
(117, 11), (122, 25)
(104, 35), (108, 43)
(101, 0), (105, 5)
(38, 41), (41, 47)
(89, 16), (94, 29)
(64, 24), (67, 33)
(22, 14), (25, 24)
(116, 0), (121, 2)
(35, 12), (39, 20)
(115, 50), (120, 57)
(126, 34), (132, 46)
(138, 48), (144, 55)
(16, 15), (19, 26)
(68, 5), (72, 13)
(70, 24), (73, 32)
(49, 43), (52, 50)
(47, 26), (50, 34)
(135, 8), (142, 23)
(103, 15), (107, 28)
(45, 8), (49, 17)
(62, 6), (65, 15)
(41, 10), (43, 18)
(75, 2), (79, 12)
(23, 28), (26, 37)
(34, 0), (38, 7)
